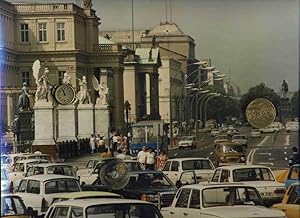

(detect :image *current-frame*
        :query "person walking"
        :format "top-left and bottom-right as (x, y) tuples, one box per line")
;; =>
(145, 147), (155, 170)
(137, 146), (147, 167)
(95, 134), (100, 152)
(89, 134), (95, 153)
(157, 149), (168, 171)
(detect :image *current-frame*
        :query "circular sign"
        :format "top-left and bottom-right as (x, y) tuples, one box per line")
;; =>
(54, 84), (76, 105)
(245, 98), (276, 129)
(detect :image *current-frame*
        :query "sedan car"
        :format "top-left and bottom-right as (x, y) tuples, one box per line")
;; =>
(210, 165), (286, 206)
(25, 163), (77, 178)
(251, 129), (261, 138)
(285, 164), (300, 188)
(45, 198), (163, 218)
(272, 182), (300, 218)
(15, 175), (81, 215)
(1, 194), (32, 218)
(231, 134), (248, 147)
(178, 136), (196, 149)
(214, 134), (229, 146)
(210, 128), (220, 137)
(161, 183), (286, 218)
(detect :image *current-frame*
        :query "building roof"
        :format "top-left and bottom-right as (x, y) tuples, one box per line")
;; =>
(147, 22), (186, 37)
(135, 48), (159, 65)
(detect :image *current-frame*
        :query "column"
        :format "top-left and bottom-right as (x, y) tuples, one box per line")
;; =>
(149, 73), (160, 120)
(6, 93), (13, 130)
(112, 67), (125, 131)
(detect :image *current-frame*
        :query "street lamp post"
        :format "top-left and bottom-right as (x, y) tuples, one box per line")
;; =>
(124, 101), (131, 134)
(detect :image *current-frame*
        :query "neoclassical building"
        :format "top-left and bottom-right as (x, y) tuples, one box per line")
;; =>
(0, 1), (127, 137)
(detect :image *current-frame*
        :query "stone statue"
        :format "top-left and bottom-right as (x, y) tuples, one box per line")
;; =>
(32, 60), (53, 102)
(76, 76), (91, 104)
(281, 80), (289, 98)
(151, 35), (156, 48)
(63, 72), (72, 85)
(18, 82), (31, 111)
(92, 75), (109, 106)
(83, 0), (92, 8)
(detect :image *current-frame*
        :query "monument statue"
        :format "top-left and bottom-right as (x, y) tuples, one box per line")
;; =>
(281, 80), (289, 98)
(63, 72), (72, 85)
(151, 35), (156, 48)
(18, 82), (31, 111)
(32, 60), (53, 102)
(76, 76), (91, 104)
(92, 75), (109, 106)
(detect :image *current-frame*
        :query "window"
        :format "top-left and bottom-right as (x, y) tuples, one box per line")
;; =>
(52, 207), (69, 218)
(45, 180), (80, 194)
(70, 207), (83, 218)
(21, 72), (30, 86)
(17, 180), (27, 193)
(27, 180), (40, 194)
(220, 170), (230, 182)
(189, 189), (201, 209)
(175, 189), (191, 208)
(58, 71), (65, 85)
(163, 161), (171, 171)
(20, 24), (29, 43)
(211, 169), (221, 182)
(171, 161), (179, 171)
(57, 23), (65, 41)
(287, 186), (299, 204)
(38, 23), (47, 42)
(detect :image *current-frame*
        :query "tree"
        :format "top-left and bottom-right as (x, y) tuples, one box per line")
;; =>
(240, 83), (280, 117)
(290, 90), (299, 117)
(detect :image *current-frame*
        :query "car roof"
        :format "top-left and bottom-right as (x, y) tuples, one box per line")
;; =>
(182, 182), (250, 189)
(53, 191), (121, 199)
(21, 174), (78, 181)
(168, 157), (210, 161)
(29, 163), (73, 167)
(216, 165), (271, 170)
(50, 198), (155, 207)
(216, 141), (242, 146)
(15, 159), (49, 164)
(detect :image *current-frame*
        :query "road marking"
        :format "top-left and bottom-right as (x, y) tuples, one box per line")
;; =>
(257, 162), (274, 166)
(269, 158), (276, 161)
(256, 136), (270, 147)
(246, 148), (257, 165)
(284, 135), (290, 146)
(257, 152), (271, 155)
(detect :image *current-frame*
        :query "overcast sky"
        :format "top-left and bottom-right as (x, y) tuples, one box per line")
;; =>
(9, 0), (299, 94)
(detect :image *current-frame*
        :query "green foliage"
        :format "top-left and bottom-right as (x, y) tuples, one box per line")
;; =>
(290, 90), (299, 117)
(240, 83), (280, 115)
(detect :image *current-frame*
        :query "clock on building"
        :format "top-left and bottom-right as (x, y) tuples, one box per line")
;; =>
(54, 84), (76, 105)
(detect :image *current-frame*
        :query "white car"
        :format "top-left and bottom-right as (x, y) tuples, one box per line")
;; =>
(210, 165), (286, 206)
(45, 198), (162, 218)
(79, 159), (145, 185)
(161, 183), (286, 218)
(15, 153), (55, 163)
(178, 136), (196, 149)
(259, 123), (280, 133)
(162, 158), (215, 185)
(210, 128), (220, 137)
(1, 153), (31, 173)
(15, 175), (81, 215)
(1, 194), (32, 217)
(251, 129), (261, 138)
(231, 134), (248, 147)
(214, 134), (229, 145)
(285, 121), (299, 132)
(25, 163), (77, 178)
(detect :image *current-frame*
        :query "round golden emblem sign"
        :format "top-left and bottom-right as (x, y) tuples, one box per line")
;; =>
(245, 98), (276, 129)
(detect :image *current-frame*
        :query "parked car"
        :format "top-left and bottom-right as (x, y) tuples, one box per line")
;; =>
(1, 153), (31, 173)
(210, 128), (220, 137)
(227, 128), (240, 137)
(79, 158), (145, 185)
(15, 153), (55, 163)
(251, 129), (261, 138)
(272, 182), (300, 218)
(162, 158), (215, 184)
(259, 123), (280, 133)
(45, 198), (163, 218)
(1, 168), (11, 193)
(161, 183), (286, 218)
(214, 142), (246, 167)
(231, 134), (248, 147)
(51, 191), (122, 204)
(25, 163), (77, 178)
(15, 175), (81, 215)
(221, 124), (229, 132)
(82, 171), (177, 208)
(210, 165), (286, 206)
(76, 157), (113, 177)
(285, 164), (300, 188)
(214, 134), (229, 146)
(178, 136), (196, 149)
(285, 121), (299, 132)
(1, 194), (33, 218)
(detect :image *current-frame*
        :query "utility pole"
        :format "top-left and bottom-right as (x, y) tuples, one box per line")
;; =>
(131, 0), (135, 50)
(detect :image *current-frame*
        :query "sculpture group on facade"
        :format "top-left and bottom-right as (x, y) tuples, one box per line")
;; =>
(76, 76), (92, 104)
(92, 75), (109, 106)
(63, 72), (72, 85)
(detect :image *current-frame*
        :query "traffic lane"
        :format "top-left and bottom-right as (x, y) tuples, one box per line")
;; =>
(169, 145), (215, 160)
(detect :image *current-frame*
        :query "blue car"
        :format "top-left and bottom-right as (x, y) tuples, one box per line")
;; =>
(285, 164), (300, 188)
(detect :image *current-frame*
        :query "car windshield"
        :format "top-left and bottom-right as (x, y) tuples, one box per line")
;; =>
(1, 170), (8, 180)
(1, 196), (28, 216)
(233, 136), (246, 139)
(202, 186), (264, 208)
(13, 163), (25, 172)
(181, 136), (193, 141)
(86, 203), (161, 218)
(222, 145), (243, 153)
(126, 173), (174, 189)
(45, 179), (81, 194)
(47, 166), (76, 177)
(182, 160), (213, 170)
(233, 168), (275, 182)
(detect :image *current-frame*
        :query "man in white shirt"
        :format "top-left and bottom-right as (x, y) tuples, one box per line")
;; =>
(137, 146), (147, 166)
(145, 147), (155, 170)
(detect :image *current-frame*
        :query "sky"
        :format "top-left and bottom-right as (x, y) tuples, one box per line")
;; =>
(8, 0), (299, 94)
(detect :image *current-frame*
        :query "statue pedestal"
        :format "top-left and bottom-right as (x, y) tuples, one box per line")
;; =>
(32, 102), (56, 158)
(77, 104), (94, 139)
(95, 105), (109, 138)
(57, 104), (77, 142)
(18, 111), (33, 141)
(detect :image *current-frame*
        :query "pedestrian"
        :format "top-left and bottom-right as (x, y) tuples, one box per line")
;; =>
(34, 148), (42, 155)
(89, 134), (95, 153)
(157, 149), (168, 171)
(137, 146), (147, 167)
(99, 136), (105, 153)
(289, 146), (300, 166)
(95, 134), (100, 152)
(145, 147), (155, 170)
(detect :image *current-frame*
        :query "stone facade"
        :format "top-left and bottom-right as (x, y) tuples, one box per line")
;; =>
(0, 1), (126, 137)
